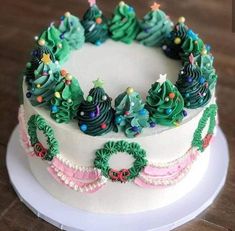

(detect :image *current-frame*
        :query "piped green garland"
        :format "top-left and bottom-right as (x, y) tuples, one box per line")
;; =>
(191, 104), (217, 152)
(28, 114), (59, 161)
(94, 141), (147, 182)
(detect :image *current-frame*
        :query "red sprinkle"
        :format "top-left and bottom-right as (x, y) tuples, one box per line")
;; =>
(61, 69), (67, 77)
(101, 123), (107, 129)
(37, 96), (43, 103)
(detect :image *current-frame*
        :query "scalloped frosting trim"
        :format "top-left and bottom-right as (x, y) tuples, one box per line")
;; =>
(18, 105), (35, 156)
(18, 105), (215, 192)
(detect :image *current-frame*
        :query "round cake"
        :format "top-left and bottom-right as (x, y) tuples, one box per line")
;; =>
(19, 1), (218, 214)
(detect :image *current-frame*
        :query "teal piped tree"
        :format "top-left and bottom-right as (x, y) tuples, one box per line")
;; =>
(176, 54), (211, 109)
(77, 79), (115, 136)
(145, 74), (185, 127)
(109, 1), (140, 44)
(38, 24), (70, 63)
(50, 71), (84, 124)
(195, 47), (218, 90)
(59, 12), (85, 50)
(81, 0), (109, 45)
(137, 2), (173, 47)
(162, 16), (188, 59)
(114, 87), (150, 138)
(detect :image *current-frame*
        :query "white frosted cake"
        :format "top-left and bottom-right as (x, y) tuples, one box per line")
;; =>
(19, 1), (218, 214)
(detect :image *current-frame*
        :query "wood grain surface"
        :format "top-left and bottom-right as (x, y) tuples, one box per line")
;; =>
(0, 0), (234, 230)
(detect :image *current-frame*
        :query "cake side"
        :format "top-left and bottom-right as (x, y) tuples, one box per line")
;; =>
(23, 81), (215, 164)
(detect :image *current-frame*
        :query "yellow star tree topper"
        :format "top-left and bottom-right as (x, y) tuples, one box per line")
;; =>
(41, 53), (51, 64)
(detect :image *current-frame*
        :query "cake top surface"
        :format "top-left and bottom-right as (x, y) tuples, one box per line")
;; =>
(63, 39), (181, 98)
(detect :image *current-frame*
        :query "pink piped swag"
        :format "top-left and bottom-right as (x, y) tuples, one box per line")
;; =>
(18, 105), (214, 193)
(48, 157), (107, 193)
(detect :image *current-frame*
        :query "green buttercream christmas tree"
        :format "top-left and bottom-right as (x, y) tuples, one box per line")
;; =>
(50, 70), (84, 123)
(109, 1), (140, 44)
(77, 79), (115, 136)
(25, 43), (56, 87)
(162, 16), (188, 59)
(114, 87), (150, 138)
(81, 0), (109, 45)
(28, 53), (61, 107)
(195, 47), (218, 90)
(176, 54), (211, 109)
(59, 12), (85, 50)
(137, 2), (172, 47)
(145, 74), (185, 127)
(38, 24), (70, 63)
(180, 29), (204, 63)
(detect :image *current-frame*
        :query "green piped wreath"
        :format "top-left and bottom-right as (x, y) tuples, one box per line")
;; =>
(94, 141), (147, 182)
(28, 114), (59, 161)
(192, 104), (218, 152)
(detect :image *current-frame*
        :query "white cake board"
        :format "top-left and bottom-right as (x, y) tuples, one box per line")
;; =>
(6, 126), (229, 231)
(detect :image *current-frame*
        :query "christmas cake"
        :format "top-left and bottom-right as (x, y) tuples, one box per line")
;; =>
(19, 1), (218, 213)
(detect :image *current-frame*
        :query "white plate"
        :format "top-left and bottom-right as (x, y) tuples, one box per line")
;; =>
(6, 126), (229, 231)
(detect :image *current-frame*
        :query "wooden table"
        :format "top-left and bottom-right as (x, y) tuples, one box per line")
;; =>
(0, 0), (234, 230)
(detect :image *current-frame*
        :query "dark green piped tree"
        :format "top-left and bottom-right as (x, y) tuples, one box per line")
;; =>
(176, 54), (211, 109)
(162, 16), (188, 59)
(81, 1), (109, 45)
(25, 44), (56, 86)
(28, 53), (61, 107)
(77, 79), (115, 136)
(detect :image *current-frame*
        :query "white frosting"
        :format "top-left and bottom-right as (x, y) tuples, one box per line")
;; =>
(22, 40), (215, 213)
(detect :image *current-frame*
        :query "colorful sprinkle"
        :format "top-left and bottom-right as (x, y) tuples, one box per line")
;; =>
(115, 116), (122, 124)
(126, 87), (134, 95)
(150, 122), (156, 128)
(101, 123), (107, 129)
(61, 69), (67, 77)
(96, 17), (102, 24)
(169, 92), (175, 99)
(139, 109), (147, 116)
(26, 92), (32, 98)
(80, 124), (88, 132)
(183, 110), (187, 117)
(165, 108), (172, 115)
(174, 37), (181, 45)
(87, 96), (93, 102)
(54, 92), (61, 99)
(89, 112), (96, 119)
(51, 105), (59, 113)
(36, 96), (43, 103)
(131, 126), (139, 132)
